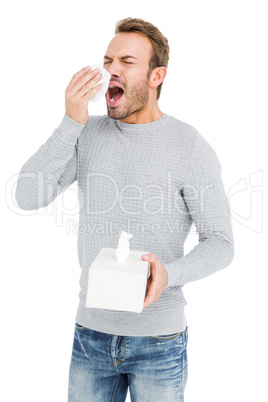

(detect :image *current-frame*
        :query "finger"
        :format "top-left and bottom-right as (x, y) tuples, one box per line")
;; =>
(145, 275), (152, 293)
(144, 282), (157, 308)
(82, 82), (103, 101)
(69, 69), (101, 97)
(142, 253), (150, 260)
(149, 263), (157, 282)
(144, 292), (154, 308)
(66, 65), (91, 93)
(142, 253), (156, 264)
(79, 73), (102, 98)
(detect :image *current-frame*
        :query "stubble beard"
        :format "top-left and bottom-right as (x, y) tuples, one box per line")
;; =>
(107, 77), (150, 120)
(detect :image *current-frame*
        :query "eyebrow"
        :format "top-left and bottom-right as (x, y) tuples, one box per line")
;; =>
(104, 55), (138, 61)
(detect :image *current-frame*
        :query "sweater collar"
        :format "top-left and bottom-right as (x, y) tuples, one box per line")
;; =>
(112, 113), (169, 132)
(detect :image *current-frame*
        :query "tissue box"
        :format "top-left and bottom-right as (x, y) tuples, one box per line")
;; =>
(86, 247), (150, 313)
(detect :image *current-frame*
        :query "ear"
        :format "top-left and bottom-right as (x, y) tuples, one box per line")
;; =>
(149, 67), (167, 90)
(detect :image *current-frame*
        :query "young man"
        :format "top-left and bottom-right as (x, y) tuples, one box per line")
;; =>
(15, 18), (234, 402)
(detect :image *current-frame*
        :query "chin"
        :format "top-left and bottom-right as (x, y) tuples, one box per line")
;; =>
(106, 105), (127, 120)
(107, 108), (120, 120)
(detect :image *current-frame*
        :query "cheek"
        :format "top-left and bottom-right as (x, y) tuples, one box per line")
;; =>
(123, 68), (149, 99)
(125, 67), (144, 84)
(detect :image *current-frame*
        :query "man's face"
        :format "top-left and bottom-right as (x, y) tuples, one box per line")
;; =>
(103, 32), (153, 120)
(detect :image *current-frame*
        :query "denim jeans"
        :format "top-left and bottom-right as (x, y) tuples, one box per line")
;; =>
(68, 322), (188, 401)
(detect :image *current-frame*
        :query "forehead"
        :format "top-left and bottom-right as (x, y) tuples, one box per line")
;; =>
(105, 32), (152, 62)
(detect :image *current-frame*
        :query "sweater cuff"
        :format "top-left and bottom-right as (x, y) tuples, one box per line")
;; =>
(55, 113), (86, 145)
(164, 260), (183, 288)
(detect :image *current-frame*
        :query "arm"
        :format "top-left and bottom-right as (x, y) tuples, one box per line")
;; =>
(15, 65), (104, 210)
(164, 133), (234, 287)
(15, 114), (85, 210)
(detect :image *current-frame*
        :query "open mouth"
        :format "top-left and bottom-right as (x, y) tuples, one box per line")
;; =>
(107, 82), (125, 107)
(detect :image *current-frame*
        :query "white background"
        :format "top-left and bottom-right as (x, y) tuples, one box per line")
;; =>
(1, 0), (267, 401)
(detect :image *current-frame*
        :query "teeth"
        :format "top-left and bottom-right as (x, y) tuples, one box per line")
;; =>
(110, 95), (115, 102)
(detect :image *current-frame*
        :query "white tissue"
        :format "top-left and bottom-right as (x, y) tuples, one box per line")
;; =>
(89, 64), (111, 103)
(116, 231), (133, 263)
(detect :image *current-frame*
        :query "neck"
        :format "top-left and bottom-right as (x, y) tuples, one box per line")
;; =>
(119, 102), (163, 124)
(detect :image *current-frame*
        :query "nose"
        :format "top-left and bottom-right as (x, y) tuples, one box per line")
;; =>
(105, 59), (122, 77)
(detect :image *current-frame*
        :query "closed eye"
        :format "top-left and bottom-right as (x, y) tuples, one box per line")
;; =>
(103, 60), (134, 65)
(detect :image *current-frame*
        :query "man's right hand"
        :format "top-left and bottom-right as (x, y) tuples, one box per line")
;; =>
(65, 66), (103, 125)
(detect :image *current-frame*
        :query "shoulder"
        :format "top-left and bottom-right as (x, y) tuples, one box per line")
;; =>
(164, 114), (199, 145)
(85, 114), (114, 130)
(167, 115), (218, 155)
(166, 114), (222, 177)
(78, 114), (117, 143)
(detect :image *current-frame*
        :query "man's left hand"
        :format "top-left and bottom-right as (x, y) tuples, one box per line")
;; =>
(142, 253), (169, 309)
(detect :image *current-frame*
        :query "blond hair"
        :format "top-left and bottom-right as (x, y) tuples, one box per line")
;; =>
(115, 18), (169, 99)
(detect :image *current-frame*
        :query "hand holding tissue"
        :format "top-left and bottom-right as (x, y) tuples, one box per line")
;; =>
(85, 231), (150, 313)
(89, 64), (111, 103)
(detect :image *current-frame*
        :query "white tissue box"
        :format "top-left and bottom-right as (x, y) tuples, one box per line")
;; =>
(86, 247), (150, 313)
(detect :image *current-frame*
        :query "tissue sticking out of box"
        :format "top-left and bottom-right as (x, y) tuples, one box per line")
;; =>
(116, 231), (133, 263)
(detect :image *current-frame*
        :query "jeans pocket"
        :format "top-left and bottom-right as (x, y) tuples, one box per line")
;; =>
(149, 331), (183, 340)
(75, 322), (85, 331)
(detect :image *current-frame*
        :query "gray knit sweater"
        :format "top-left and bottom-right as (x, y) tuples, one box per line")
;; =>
(15, 112), (234, 336)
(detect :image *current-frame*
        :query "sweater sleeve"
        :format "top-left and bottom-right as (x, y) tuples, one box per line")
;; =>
(15, 114), (86, 210)
(164, 133), (234, 287)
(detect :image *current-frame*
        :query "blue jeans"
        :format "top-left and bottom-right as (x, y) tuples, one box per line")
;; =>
(68, 322), (188, 401)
